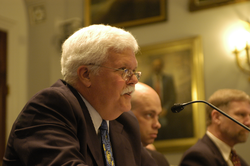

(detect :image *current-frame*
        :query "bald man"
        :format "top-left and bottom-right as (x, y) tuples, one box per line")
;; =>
(131, 82), (170, 166)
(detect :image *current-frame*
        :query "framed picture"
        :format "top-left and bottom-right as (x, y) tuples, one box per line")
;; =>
(136, 36), (206, 153)
(189, 0), (250, 12)
(84, 0), (167, 28)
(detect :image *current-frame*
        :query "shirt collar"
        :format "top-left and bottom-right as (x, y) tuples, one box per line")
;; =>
(206, 131), (232, 165)
(78, 92), (109, 134)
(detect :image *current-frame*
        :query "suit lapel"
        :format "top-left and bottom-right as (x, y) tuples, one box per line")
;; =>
(66, 83), (105, 166)
(109, 120), (138, 166)
(78, 100), (105, 166)
(109, 121), (124, 165)
(85, 120), (104, 166)
(202, 134), (228, 166)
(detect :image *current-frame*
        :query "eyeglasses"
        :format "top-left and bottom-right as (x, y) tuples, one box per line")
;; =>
(88, 64), (141, 82)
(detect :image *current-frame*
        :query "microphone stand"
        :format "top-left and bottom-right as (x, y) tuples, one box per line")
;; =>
(171, 100), (250, 132)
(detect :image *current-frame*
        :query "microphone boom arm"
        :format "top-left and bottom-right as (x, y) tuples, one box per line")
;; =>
(172, 100), (250, 132)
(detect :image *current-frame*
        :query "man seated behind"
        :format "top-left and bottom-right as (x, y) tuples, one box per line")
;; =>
(131, 82), (170, 166)
(180, 89), (250, 166)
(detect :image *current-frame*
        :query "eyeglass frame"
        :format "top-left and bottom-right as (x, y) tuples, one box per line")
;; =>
(87, 64), (141, 82)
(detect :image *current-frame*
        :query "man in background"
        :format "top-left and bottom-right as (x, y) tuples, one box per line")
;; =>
(180, 89), (250, 166)
(131, 82), (170, 166)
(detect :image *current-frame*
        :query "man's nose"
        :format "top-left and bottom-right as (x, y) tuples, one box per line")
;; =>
(153, 118), (161, 129)
(243, 114), (250, 128)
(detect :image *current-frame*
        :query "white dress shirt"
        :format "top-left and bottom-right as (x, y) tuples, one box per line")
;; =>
(78, 92), (109, 134)
(207, 131), (234, 166)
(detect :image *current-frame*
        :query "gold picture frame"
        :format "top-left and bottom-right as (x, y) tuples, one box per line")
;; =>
(136, 36), (206, 153)
(189, 0), (250, 12)
(84, 0), (167, 28)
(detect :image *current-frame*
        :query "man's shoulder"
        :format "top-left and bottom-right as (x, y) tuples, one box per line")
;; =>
(32, 79), (69, 96)
(115, 111), (139, 130)
(111, 111), (141, 145)
(146, 149), (170, 166)
(183, 134), (218, 155)
(35, 79), (77, 101)
(180, 134), (226, 166)
(26, 79), (83, 119)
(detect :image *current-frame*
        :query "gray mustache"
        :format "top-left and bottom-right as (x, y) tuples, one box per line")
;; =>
(121, 86), (135, 95)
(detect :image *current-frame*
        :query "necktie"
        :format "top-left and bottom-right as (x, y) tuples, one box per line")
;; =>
(99, 120), (115, 166)
(230, 149), (241, 166)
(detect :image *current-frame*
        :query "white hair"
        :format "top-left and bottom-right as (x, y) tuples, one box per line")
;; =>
(61, 24), (139, 86)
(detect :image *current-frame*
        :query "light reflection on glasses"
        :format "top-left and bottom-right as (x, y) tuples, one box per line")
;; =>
(87, 64), (141, 82)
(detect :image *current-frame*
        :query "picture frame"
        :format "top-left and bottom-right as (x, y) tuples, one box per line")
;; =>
(136, 36), (206, 153)
(0, 30), (7, 162)
(189, 0), (250, 12)
(84, 0), (167, 28)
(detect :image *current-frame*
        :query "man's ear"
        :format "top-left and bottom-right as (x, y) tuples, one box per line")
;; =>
(211, 109), (221, 125)
(77, 65), (91, 88)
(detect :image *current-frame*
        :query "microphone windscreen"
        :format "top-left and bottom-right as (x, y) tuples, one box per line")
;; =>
(171, 104), (184, 113)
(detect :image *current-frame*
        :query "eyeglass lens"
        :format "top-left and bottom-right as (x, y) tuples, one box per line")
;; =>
(123, 69), (141, 81)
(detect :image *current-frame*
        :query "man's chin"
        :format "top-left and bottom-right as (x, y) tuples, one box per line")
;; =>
(238, 132), (249, 142)
(240, 130), (249, 135)
(120, 101), (131, 112)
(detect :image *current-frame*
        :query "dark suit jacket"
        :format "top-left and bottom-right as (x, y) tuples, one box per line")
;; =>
(179, 134), (248, 166)
(3, 79), (157, 166)
(147, 149), (170, 166)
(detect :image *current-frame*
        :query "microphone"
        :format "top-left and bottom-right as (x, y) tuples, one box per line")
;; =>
(171, 100), (250, 132)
